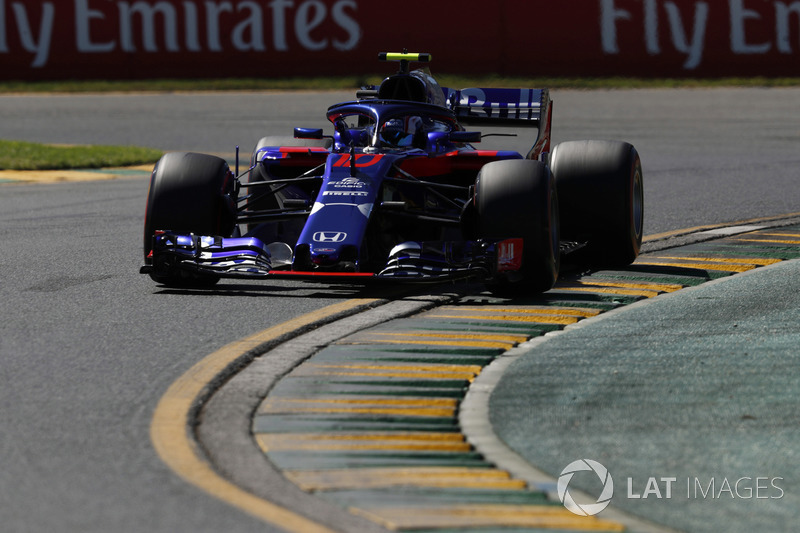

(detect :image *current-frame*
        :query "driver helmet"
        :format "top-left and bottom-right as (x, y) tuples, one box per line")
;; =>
(380, 116), (424, 147)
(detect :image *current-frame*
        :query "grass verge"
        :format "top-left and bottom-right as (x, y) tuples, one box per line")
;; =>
(0, 140), (163, 171)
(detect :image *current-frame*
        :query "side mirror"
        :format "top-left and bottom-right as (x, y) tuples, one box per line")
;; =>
(294, 127), (324, 139)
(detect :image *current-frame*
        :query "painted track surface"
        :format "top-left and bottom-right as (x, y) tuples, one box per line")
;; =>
(1, 88), (799, 532)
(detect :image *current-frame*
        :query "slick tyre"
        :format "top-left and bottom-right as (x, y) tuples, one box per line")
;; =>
(550, 140), (644, 267)
(143, 152), (236, 286)
(476, 159), (560, 295)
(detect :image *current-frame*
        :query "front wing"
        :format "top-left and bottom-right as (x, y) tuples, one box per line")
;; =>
(140, 232), (525, 284)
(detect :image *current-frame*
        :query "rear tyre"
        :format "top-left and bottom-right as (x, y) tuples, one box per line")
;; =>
(143, 152), (236, 286)
(550, 140), (643, 267)
(475, 159), (560, 295)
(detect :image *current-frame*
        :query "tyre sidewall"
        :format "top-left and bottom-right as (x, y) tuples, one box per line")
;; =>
(551, 140), (643, 267)
(143, 152), (235, 263)
(475, 159), (559, 294)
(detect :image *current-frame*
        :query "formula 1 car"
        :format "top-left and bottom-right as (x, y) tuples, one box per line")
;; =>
(141, 52), (643, 294)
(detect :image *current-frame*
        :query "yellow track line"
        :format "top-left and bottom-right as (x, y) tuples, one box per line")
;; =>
(149, 298), (378, 533)
(0, 168), (132, 183)
(304, 370), (478, 381)
(256, 432), (465, 442)
(745, 232), (800, 237)
(426, 313), (581, 325)
(734, 237), (800, 245)
(363, 331), (530, 344)
(285, 467), (527, 491)
(353, 505), (625, 531)
(343, 337), (517, 349)
(259, 405), (457, 417)
(651, 255), (782, 266)
(556, 286), (661, 298)
(635, 260), (755, 273)
(263, 397), (459, 407)
(256, 435), (472, 453)
(561, 279), (685, 292)
(309, 362), (484, 373)
(641, 212), (800, 241)
(437, 306), (602, 317)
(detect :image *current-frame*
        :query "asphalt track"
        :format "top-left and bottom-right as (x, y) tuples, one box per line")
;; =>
(4, 87), (800, 235)
(1, 88), (799, 532)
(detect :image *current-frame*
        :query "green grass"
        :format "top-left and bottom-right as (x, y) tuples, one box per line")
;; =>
(2, 75), (800, 94)
(0, 140), (163, 171)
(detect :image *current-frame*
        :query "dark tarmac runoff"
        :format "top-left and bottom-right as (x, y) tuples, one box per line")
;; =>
(489, 250), (800, 532)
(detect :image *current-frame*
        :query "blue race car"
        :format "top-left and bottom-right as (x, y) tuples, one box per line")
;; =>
(141, 52), (643, 294)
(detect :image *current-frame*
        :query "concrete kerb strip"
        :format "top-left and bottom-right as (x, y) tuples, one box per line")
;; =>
(197, 289), (467, 533)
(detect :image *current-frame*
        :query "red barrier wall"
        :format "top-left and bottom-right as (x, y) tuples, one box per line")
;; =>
(2, 0), (799, 80)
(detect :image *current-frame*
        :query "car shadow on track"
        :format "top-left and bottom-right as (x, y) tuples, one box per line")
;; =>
(151, 280), (475, 301)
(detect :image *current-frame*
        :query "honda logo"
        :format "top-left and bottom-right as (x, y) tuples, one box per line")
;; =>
(313, 232), (347, 243)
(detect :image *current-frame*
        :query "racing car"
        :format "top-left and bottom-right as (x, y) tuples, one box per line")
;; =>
(141, 52), (643, 294)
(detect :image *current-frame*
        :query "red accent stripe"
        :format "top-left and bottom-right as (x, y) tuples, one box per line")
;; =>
(277, 147), (329, 153)
(450, 150), (500, 157)
(332, 153), (350, 167)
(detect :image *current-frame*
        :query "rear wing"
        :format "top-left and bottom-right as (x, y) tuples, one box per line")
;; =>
(446, 88), (550, 127)
(446, 87), (553, 160)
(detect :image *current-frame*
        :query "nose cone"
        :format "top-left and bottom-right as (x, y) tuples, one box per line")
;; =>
(310, 245), (340, 266)
(310, 243), (358, 271)
(309, 231), (348, 266)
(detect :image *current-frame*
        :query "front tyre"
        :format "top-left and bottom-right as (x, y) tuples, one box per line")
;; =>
(475, 159), (560, 295)
(143, 152), (237, 286)
(550, 140), (643, 267)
